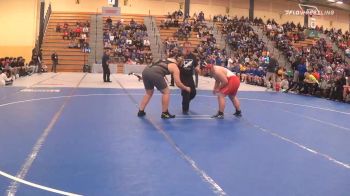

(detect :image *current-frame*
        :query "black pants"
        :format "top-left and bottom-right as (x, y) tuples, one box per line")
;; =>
(181, 78), (196, 112)
(175, 73), (198, 87)
(302, 82), (318, 95)
(51, 62), (57, 72)
(103, 65), (110, 82)
(38, 63), (42, 73)
(329, 86), (344, 101)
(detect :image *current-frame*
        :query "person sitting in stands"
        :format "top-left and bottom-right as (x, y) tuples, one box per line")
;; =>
(302, 72), (319, 95)
(68, 39), (76, 48)
(82, 41), (90, 53)
(106, 17), (112, 28)
(56, 23), (61, 32)
(63, 30), (69, 40)
(346, 47), (350, 58)
(83, 25), (89, 36)
(63, 22), (69, 30)
(69, 29), (75, 39)
(81, 33), (87, 41)
(143, 38), (150, 49)
(75, 26), (82, 37)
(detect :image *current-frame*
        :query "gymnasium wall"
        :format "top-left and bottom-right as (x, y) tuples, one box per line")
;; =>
(120, 0), (179, 15)
(0, 0), (39, 61)
(254, 0), (304, 25)
(48, 0), (180, 15)
(230, 0), (249, 18)
(48, 0), (107, 13)
(254, 0), (349, 31)
(311, 5), (349, 32)
(1, 0), (349, 61)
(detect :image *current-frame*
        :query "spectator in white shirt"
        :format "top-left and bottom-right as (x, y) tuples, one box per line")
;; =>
(143, 38), (150, 47)
(0, 70), (13, 86)
(83, 26), (89, 36)
(345, 48), (350, 58)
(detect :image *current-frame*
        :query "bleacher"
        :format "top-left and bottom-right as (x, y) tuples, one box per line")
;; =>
(155, 16), (202, 49)
(102, 14), (147, 73)
(102, 14), (146, 27)
(291, 38), (317, 49)
(42, 12), (94, 72)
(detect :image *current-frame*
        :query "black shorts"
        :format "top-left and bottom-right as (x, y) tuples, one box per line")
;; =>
(142, 68), (167, 91)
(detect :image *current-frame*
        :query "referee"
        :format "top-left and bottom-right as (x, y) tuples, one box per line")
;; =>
(102, 50), (111, 82)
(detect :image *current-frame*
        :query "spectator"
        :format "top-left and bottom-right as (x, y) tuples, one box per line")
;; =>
(51, 51), (58, 73)
(265, 53), (278, 90)
(102, 50), (112, 83)
(63, 30), (69, 40)
(83, 25), (89, 36)
(106, 17), (112, 28)
(0, 70), (13, 86)
(56, 23), (62, 32)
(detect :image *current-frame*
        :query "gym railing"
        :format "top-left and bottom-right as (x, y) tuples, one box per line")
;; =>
(38, 3), (52, 49)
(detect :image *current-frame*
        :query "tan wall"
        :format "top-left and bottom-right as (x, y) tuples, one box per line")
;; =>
(121, 0), (179, 15)
(1, 0), (349, 61)
(254, 0), (304, 24)
(254, 0), (349, 31)
(230, 8), (248, 18)
(49, 0), (107, 12)
(47, 0), (350, 30)
(230, 0), (248, 17)
(312, 6), (349, 31)
(0, 0), (39, 60)
(0, 46), (33, 61)
(51, 0), (180, 15)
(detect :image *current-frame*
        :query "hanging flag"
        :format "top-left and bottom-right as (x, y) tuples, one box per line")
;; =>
(108, 0), (115, 5)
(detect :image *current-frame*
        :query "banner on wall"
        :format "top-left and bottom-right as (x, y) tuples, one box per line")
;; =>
(107, 0), (115, 5)
(306, 17), (319, 38)
(309, 17), (316, 29)
(102, 7), (121, 16)
(284, 4), (334, 16)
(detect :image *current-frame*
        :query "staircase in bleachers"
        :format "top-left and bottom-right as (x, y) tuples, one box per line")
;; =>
(144, 16), (164, 61)
(155, 16), (202, 51)
(42, 12), (94, 72)
(319, 33), (350, 64)
(206, 21), (230, 55)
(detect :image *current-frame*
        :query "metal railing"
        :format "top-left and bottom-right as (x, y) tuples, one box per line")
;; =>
(39, 3), (52, 49)
(34, 3), (52, 55)
(149, 15), (164, 60)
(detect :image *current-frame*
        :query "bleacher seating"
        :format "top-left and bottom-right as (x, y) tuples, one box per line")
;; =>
(155, 16), (201, 49)
(102, 14), (148, 73)
(42, 12), (94, 72)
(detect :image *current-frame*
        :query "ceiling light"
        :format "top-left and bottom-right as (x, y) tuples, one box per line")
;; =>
(327, 0), (336, 2)
(336, 0), (343, 4)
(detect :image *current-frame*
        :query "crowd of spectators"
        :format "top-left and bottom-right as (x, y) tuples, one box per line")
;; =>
(103, 17), (153, 64)
(56, 21), (91, 53)
(2, 11), (349, 102)
(0, 56), (42, 86)
(257, 17), (350, 102)
(161, 11), (350, 102)
(220, 16), (268, 87)
(159, 10), (184, 29)
(326, 28), (350, 58)
(160, 10), (207, 41)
